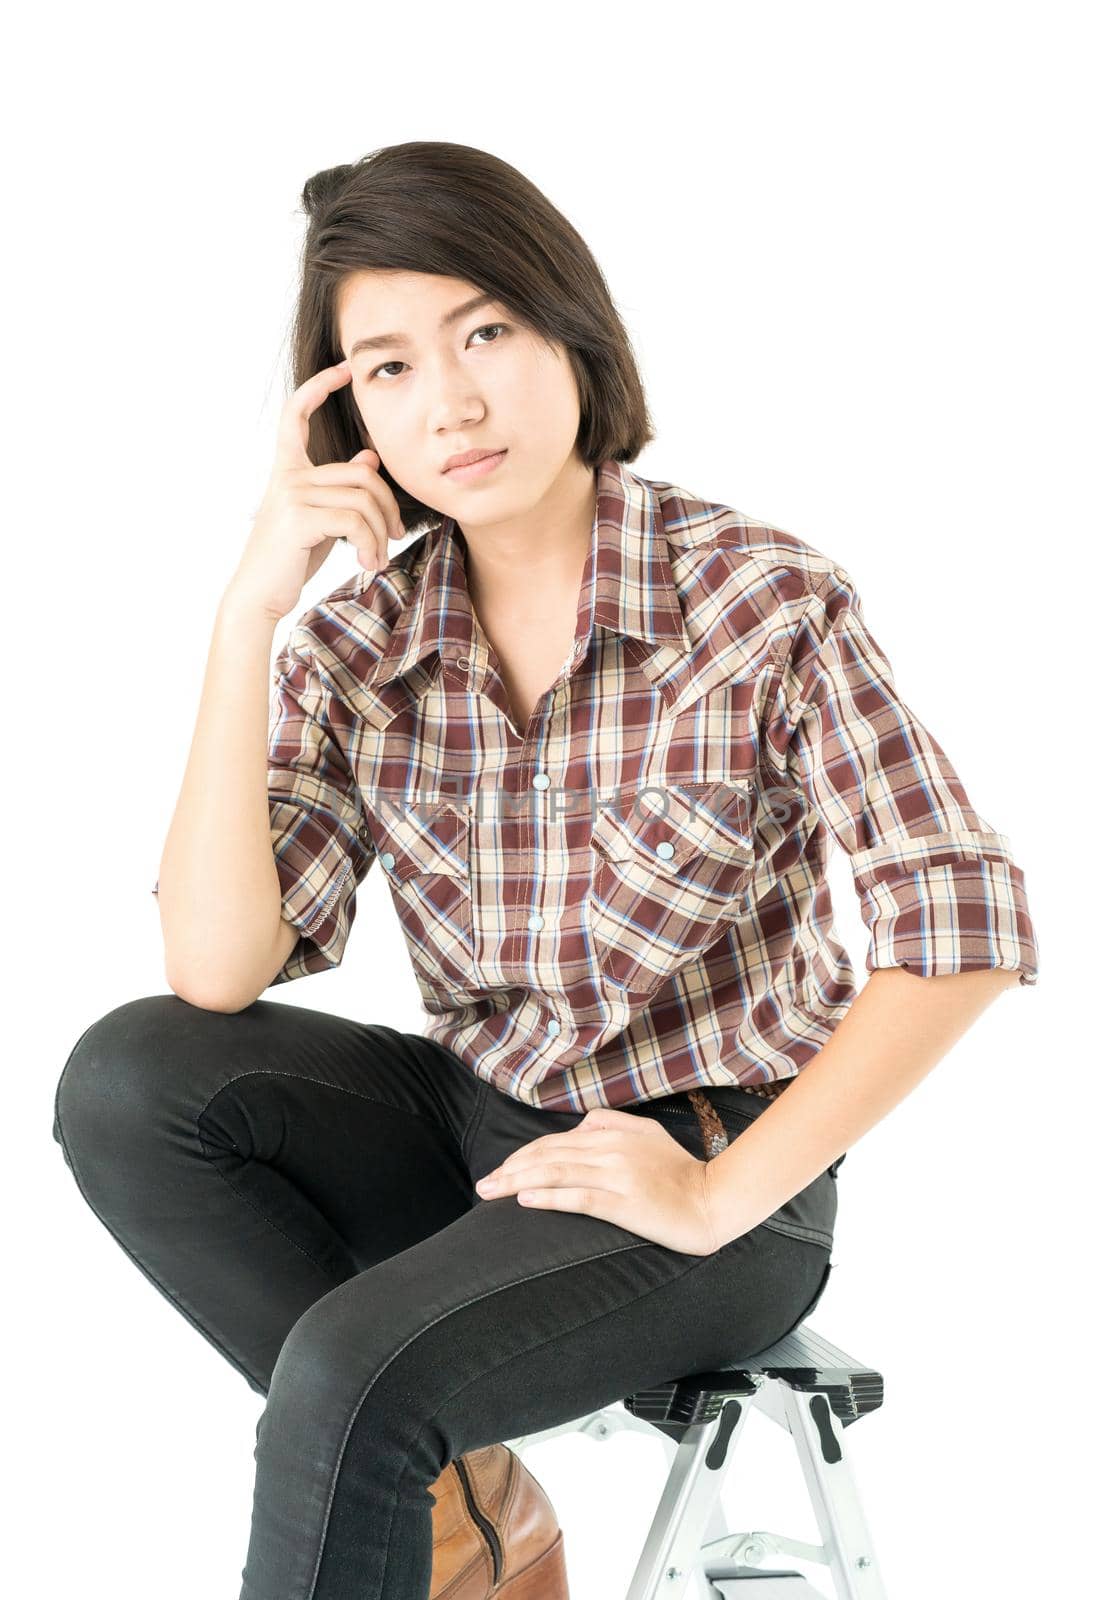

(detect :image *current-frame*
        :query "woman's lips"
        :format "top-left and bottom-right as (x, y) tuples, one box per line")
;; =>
(443, 449), (508, 483)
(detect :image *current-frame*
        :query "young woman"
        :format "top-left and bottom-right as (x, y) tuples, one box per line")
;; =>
(52, 140), (1040, 1600)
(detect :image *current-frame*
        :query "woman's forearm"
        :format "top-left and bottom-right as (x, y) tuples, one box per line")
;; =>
(155, 590), (288, 1010)
(705, 964), (1020, 1250)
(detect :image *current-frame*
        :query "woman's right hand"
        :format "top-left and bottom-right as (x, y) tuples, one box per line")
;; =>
(225, 358), (407, 623)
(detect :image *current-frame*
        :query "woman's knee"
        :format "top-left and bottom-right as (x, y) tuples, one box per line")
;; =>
(52, 993), (227, 1173)
(269, 1277), (447, 1455)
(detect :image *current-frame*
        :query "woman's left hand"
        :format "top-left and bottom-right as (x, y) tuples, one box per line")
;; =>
(474, 1107), (721, 1256)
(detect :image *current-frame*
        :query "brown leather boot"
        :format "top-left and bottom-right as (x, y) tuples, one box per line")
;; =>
(429, 1442), (568, 1598)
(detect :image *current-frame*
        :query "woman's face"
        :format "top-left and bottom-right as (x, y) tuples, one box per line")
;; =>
(334, 269), (584, 527)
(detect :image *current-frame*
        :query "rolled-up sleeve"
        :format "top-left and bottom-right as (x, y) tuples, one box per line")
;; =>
(769, 567), (1039, 986)
(261, 637), (374, 984)
(150, 636), (373, 987)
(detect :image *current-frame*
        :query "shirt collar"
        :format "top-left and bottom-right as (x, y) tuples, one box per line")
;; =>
(363, 457), (692, 693)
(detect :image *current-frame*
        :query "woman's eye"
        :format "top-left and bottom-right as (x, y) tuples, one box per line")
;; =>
(470, 322), (507, 347)
(367, 322), (509, 382)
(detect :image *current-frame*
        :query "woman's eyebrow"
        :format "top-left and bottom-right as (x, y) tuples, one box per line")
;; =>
(347, 292), (499, 359)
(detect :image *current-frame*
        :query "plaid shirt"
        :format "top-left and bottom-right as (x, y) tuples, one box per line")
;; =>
(155, 459), (1038, 1111)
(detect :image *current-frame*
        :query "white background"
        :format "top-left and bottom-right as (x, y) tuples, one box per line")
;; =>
(11, 3), (1109, 1596)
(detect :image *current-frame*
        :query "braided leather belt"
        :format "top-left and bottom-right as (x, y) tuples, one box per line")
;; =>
(685, 1080), (791, 1161)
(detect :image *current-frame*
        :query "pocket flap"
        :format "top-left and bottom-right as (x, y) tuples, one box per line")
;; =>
(590, 782), (754, 873)
(373, 800), (470, 884)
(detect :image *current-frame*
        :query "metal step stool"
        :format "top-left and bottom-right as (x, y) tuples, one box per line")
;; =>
(504, 1320), (886, 1599)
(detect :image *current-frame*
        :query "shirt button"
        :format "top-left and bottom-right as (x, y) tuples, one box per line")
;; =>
(527, 913), (544, 931)
(546, 1019), (560, 1037)
(532, 773), (550, 790)
(381, 851), (395, 870)
(455, 656), (470, 671)
(655, 840), (675, 860)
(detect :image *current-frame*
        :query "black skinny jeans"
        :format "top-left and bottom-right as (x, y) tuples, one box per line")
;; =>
(51, 994), (837, 1600)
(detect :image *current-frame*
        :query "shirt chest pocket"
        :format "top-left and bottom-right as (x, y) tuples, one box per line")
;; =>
(587, 781), (756, 1003)
(373, 801), (476, 990)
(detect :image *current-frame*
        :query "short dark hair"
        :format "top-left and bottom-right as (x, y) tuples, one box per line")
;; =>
(289, 140), (656, 533)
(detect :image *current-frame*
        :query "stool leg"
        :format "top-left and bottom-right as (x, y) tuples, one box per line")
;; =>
(780, 1386), (889, 1599)
(694, 1500), (735, 1599)
(623, 1397), (756, 1600)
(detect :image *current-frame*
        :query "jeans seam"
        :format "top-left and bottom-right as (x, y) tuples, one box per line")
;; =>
(755, 1218), (835, 1248)
(196, 1133), (351, 1284)
(196, 1069), (462, 1135)
(460, 1076), (491, 1171)
(305, 1232), (654, 1599)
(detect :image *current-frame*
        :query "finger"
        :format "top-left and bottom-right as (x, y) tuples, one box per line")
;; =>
(516, 1186), (604, 1214)
(305, 505), (383, 572)
(306, 452), (380, 482)
(479, 1158), (621, 1196)
(357, 454), (408, 541)
(274, 359), (353, 470)
(482, 1132), (613, 1180)
(302, 459), (406, 543)
(580, 1108), (648, 1130)
(299, 486), (392, 567)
